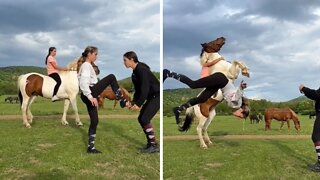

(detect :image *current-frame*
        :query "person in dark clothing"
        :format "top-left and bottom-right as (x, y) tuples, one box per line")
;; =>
(123, 51), (160, 153)
(299, 84), (320, 172)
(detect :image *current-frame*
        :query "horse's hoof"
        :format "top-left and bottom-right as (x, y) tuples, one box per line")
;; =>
(206, 141), (213, 145)
(77, 122), (83, 126)
(25, 124), (31, 128)
(200, 144), (208, 149)
(61, 121), (69, 125)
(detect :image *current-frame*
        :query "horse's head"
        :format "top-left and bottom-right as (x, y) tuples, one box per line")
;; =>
(201, 37), (225, 53)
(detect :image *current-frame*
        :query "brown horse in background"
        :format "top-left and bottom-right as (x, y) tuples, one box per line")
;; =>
(264, 107), (300, 131)
(98, 86), (131, 109)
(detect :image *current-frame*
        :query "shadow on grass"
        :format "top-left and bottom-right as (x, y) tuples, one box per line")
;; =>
(267, 139), (312, 168)
(106, 122), (144, 148)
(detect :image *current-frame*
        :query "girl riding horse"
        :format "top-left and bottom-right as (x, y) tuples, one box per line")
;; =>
(45, 47), (68, 101)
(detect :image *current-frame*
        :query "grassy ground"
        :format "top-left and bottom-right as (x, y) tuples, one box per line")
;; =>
(0, 95), (160, 179)
(0, 94), (139, 116)
(164, 115), (320, 179)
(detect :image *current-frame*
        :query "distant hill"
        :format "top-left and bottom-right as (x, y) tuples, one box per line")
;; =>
(286, 95), (308, 103)
(0, 66), (159, 95)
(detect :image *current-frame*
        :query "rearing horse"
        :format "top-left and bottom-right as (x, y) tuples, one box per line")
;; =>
(17, 59), (83, 128)
(180, 37), (250, 149)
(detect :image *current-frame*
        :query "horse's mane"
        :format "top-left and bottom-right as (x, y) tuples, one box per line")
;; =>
(66, 57), (80, 71)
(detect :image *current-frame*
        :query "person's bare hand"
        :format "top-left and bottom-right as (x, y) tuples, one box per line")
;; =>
(130, 104), (140, 111)
(90, 97), (98, 107)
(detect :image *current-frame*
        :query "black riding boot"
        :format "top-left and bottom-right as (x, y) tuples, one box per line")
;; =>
(173, 102), (192, 124)
(163, 69), (180, 82)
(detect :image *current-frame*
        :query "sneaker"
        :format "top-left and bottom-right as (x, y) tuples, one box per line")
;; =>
(163, 69), (170, 82)
(140, 144), (159, 153)
(173, 107), (181, 124)
(309, 162), (320, 172)
(87, 147), (102, 154)
(139, 143), (152, 150)
(51, 95), (59, 102)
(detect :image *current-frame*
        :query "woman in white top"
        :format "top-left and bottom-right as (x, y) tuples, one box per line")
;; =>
(163, 69), (247, 124)
(78, 46), (127, 154)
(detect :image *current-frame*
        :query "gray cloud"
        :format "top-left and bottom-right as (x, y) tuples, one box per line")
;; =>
(164, 0), (320, 101)
(0, 0), (160, 80)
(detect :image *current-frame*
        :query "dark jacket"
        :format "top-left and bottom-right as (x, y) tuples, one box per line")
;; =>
(131, 63), (159, 107)
(302, 87), (320, 113)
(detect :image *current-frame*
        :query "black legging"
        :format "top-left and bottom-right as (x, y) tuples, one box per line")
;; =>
(138, 94), (160, 127)
(49, 73), (61, 97)
(312, 112), (320, 143)
(179, 72), (228, 106)
(80, 74), (120, 135)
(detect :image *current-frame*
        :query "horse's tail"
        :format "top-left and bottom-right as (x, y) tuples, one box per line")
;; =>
(17, 74), (26, 106)
(179, 107), (195, 132)
(18, 90), (22, 106)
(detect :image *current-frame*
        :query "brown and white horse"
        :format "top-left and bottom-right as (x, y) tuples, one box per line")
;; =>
(179, 37), (250, 149)
(98, 86), (131, 109)
(17, 59), (83, 128)
(264, 107), (300, 131)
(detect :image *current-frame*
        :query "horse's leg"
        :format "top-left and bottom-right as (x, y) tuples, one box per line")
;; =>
(265, 119), (271, 130)
(203, 108), (216, 146)
(21, 96), (31, 128)
(69, 97), (82, 126)
(196, 115), (208, 149)
(26, 96), (36, 124)
(113, 100), (117, 110)
(280, 121), (285, 130)
(287, 120), (290, 130)
(61, 99), (70, 125)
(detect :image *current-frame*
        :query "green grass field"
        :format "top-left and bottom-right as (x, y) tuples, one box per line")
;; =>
(164, 115), (320, 179)
(0, 95), (160, 179)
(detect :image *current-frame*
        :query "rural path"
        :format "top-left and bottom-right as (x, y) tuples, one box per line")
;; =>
(164, 134), (310, 140)
(0, 114), (159, 120)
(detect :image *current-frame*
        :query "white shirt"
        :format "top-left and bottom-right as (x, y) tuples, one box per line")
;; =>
(78, 62), (98, 99)
(221, 81), (243, 109)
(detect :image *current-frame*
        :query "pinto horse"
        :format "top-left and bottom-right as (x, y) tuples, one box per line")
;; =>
(179, 37), (250, 149)
(17, 59), (83, 128)
(98, 86), (131, 109)
(264, 107), (300, 131)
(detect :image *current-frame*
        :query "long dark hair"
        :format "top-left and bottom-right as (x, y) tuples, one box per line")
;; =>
(123, 51), (150, 69)
(77, 46), (98, 72)
(45, 47), (56, 65)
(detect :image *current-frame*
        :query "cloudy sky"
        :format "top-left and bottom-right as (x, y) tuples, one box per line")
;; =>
(0, 0), (160, 80)
(164, 0), (320, 102)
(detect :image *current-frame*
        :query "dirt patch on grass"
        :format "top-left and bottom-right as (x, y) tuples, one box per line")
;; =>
(206, 162), (224, 168)
(37, 143), (56, 149)
(164, 134), (310, 141)
(4, 168), (36, 178)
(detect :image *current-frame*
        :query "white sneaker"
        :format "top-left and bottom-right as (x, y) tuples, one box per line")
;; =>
(51, 95), (59, 102)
